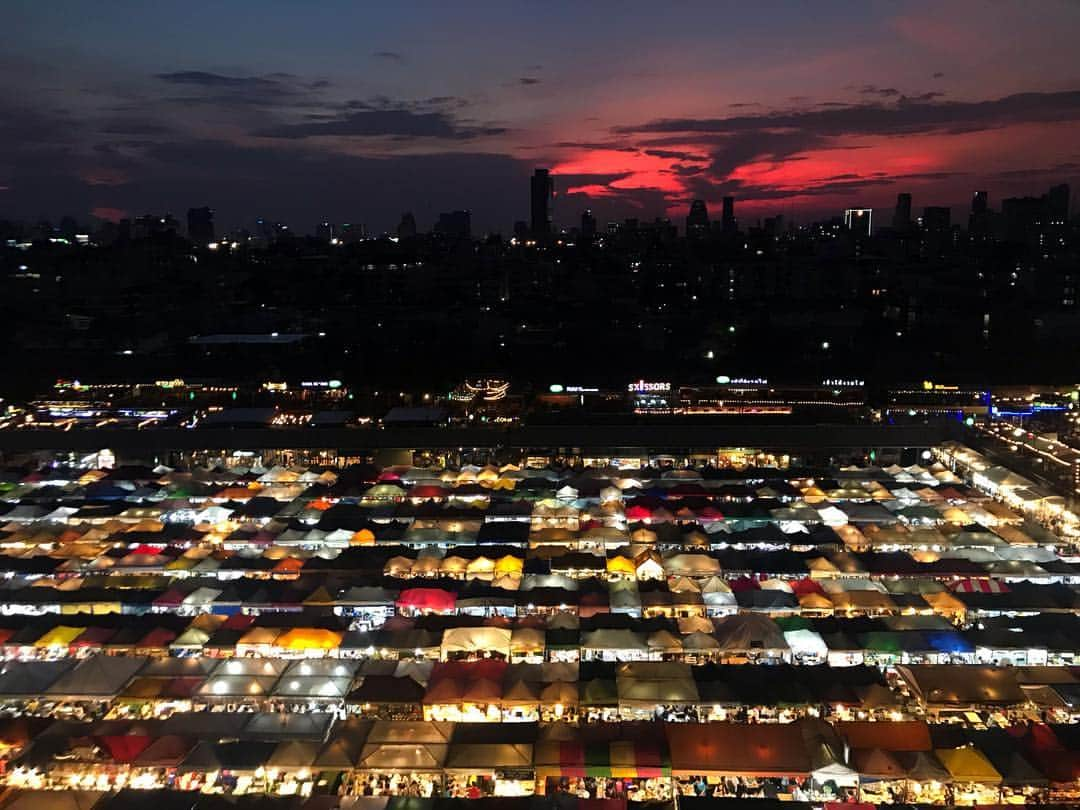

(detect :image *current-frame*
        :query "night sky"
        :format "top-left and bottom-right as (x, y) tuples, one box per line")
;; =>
(6, 0), (1080, 234)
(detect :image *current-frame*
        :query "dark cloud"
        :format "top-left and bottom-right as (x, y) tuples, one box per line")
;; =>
(643, 148), (707, 162)
(991, 161), (1080, 180)
(667, 163), (706, 176)
(373, 51), (404, 61)
(727, 102), (760, 108)
(255, 105), (506, 140)
(858, 85), (900, 97)
(558, 171), (635, 187)
(518, 77), (541, 86)
(99, 119), (172, 136)
(154, 71), (284, 90)
(550, 141), (638, 153)
(932, 72), (945, 79)
(616, 90), (1080, 139)
(899, 91), (945, 103)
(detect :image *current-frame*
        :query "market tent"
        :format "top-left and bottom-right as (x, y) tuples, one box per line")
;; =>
(445, 742), (533, 770)
(534, 737), (671, 778)
(46, 656), (147, 699)
(0, 790), (106, 810)
(510, 627), (546, 656)
(664, 554), (722, 577)
(540, 681), (579, 707)
(397, 588), (456, 613)
(784, 629), (829, 659)
(440, 627), (512, 659)
(852, 747), (908, 780)
(897, 665), (1026, 707)
(357, 720), (452, 771)
(666, 722), (811, 776)
(276, 627), (343, 651)
(837, 721), (931, 752)
(267, 739), (322, 768)
(310, 718), (371, 769)
(581, 629), (648, 654)
(34, 626), (86, 648)
(180, 740), (278, 772)
(617, 662), (699, 707)
(713, 614), (788, 652)
(0, 661), (76, 697)
(898, 751), (953, 783)
(131, 735), (195, 768)
(935, 746), (1003, 784)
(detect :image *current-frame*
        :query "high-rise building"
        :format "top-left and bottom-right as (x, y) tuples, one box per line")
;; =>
(316, 221), (335, 241)
(921, 206), (951, 232)
(1002, 195), (1045, 243)
(843, 208), (872, 236)
(969, 191), (991, 238)
(435, 210), (471, 239)
(530, 169), (553, 237)
(686, 199), (709, 239)
(580, 209), (597, 239)
(721, 197), (736, 234)
(892, 193), (912, 231)
(186, 207), (214, 245)
(397, 212), (417, 240)
(1048, 183), (1070, 224)
(338, 222), (365, 243)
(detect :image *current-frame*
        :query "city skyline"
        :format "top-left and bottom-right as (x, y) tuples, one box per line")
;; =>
(5, 1), (1080, 233)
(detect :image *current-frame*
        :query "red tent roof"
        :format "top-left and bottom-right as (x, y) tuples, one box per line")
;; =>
(96, 734), (153, 763)
(396, 587), (456, 612)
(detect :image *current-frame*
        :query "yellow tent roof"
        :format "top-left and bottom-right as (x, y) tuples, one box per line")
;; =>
(276, 628), (343, 650)
(798, 593), (834, 610)
(935, 746), (1002, 784)
(35, 625), (85, 647)
(495, 555), (524, 575)
(606, 556), (636, 575)
(923, 591), (966, 614)
(466, 556), (495, 574)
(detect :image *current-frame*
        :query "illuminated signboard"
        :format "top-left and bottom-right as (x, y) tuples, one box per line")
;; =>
(628, 380), (671, 393)
(716, 377), (768, 385)
(301, 380), (343, 389)
(549, 384), (565, 393)
(822, 378), (864, 387)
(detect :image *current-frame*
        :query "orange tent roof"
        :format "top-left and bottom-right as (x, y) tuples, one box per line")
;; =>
(837, 720), (931, 752)
(273, 557), (305, 573)
(276, 628), (343, 650)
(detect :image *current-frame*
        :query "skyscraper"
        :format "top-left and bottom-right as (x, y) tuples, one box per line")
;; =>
(435, 210), (471, 239)
(397, 212), (417, 239)
(921, 206), (951, 232)
(686, 199), (709, 239)
(892, 193), (912, 231)
(530, 169), (553, 237)
(186, 207), (214, 245)
(843, 208), (872, 236)
(721, 197), (736, 234)
(969, 191), (991, 238)
(1048, 183), (1070, 224)
(580, 209), (597, 239)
